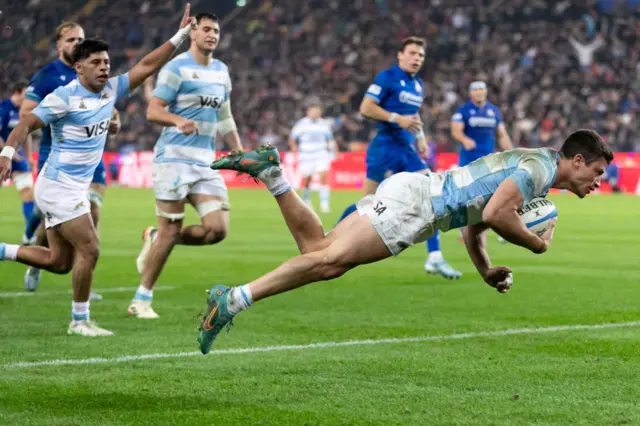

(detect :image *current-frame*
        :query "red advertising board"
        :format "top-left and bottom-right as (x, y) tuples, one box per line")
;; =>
(16, 151), (640, 194)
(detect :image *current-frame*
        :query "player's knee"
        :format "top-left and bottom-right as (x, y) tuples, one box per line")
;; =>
(81, 241), (100, 266)
(315, 250), (351, 281)
(157, 226), (181, 245)
(47, 253), (73, 275)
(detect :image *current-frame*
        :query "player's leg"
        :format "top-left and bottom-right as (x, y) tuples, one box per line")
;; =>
(130, 199), (185, 319)
(211, 146), (334, 254)
(56, 214), (111, 336)
(197, 171), (434, 353)
(23, 152), (48, 291)
(89, 160), (107, 232)
(198, 212), (392, 353)
(318, 169), (331, 213)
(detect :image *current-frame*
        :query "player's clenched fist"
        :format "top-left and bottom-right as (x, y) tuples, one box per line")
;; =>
(176, 118), (200, 135)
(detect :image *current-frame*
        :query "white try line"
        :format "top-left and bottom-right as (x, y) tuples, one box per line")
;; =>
(3, 320), (640, 370)
(0, 286), (176, 298)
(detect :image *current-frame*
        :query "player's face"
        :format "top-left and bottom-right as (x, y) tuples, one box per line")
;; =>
(307, 106), (322, 119)
(471, 88), (487, 104)
(14, 88), (27, 106)
(192, 19), (220, 53)
(58, 27), (85, 64)
(397, 44), (425, 75)
(569, 156), (607, 198)
(76, 51), (111, 92)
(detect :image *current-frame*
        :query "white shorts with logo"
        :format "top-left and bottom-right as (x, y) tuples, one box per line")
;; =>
(298, 151), (332, 177)
(34, 175), (91, 229)
(152, 161), (228, 201)
(356, 172), (436, 256)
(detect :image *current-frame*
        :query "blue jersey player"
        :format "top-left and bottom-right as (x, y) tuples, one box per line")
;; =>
(336, 37), (462, 279)
(20, 22), (120, 294)
(0, 81), (35, 240)
(198, 130), (612, 354)
(451, 81), (513, 243)
(0, 4), (199, 336)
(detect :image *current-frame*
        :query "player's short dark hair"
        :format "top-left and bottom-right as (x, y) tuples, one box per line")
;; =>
(400, 36), (426, 52)
(56, 22), (82, 41)
(559, 130), (614, 165)
(196, 12), (219, 25)
(71, 39), (110, 63)
(11, 80), (29, 94)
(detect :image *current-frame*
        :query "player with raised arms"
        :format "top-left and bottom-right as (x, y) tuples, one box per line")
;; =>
(0, 3), (198, 336)
(20, 21), (120, 298)
(129, 12), (243, 319)
(197, 129), (612, 354)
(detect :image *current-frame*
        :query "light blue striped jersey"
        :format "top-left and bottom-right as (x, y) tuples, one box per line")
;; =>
(290, 117), (333, 161)
(152, 52), (231, 166)
(429, 148), (559, 231)
(32, 74), (130, 188)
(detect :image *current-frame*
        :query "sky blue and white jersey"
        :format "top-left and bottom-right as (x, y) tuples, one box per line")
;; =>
(32, 74), (130, 188)
(153, 52), (231, 167)
(430, 148), (558, 231)
(290, 117), (333, 161)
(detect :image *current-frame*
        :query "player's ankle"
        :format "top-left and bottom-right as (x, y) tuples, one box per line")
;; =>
(228, 285), (253, 315)
(134, 284), (153, 301)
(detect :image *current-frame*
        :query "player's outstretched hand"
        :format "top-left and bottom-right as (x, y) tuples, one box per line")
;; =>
(483, 266), (513, 294)
(397, 115), (422, 133)
(179, 3), (197, 30)
(0, 157), (12, 182)
(176, 118), (200, 135)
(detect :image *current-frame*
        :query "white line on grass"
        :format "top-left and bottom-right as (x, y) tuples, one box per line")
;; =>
(0, 286), (176, 298)
(3, 320), (640, 369)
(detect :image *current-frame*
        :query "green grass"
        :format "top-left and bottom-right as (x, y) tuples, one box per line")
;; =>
(1, 187), (639, 425)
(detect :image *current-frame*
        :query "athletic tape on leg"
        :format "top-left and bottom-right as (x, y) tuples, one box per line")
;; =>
(13, 173), (34, 191)
(196, 200), (230, 217)
(88, 190), (104, 208)
(155, 205), (185, 222)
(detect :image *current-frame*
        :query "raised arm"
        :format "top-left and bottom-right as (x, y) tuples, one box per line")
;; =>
(127, 3), (196, 92)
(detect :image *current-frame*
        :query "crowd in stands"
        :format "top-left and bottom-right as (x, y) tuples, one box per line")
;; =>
(1, 0), (639, 153)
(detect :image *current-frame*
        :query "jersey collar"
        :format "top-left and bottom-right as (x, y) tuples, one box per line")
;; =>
(391, 64), (416, 81)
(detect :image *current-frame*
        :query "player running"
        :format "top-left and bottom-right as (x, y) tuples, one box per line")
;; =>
(452, 81), (513, 242)
(335, 37), (462, 279)
(0, 81), (36, 241)
(197, 130), (612, 354)
(20, 21), (120, 296)
(0, 4), (198, 336)
(288, 98), (337, 213)
(130, 12), (243, 319)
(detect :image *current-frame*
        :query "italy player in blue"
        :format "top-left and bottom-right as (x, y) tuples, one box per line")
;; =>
(0, 4), (198, 336)
(198, 130), (612, 353)
(20, 21), (120, 295)
(451, 81), (513, 243)
(0, 81), (35, 240)
(129, 12), (244, 320)
(336, 37), (462, 279)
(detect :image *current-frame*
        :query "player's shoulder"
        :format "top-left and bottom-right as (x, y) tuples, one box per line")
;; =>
(164, 52), (193, 71)
(210, 58), (229, 72)
(486, 102), (501, 113)
(0, 98), (11, 110)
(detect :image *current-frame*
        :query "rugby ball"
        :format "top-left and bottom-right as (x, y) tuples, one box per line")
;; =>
(518, 197), (558, 237)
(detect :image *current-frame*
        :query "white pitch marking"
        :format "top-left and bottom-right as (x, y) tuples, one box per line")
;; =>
(0, 286), (176, 298)
(3, 320), (639, 369)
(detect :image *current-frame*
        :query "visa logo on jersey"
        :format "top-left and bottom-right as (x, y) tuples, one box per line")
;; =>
(84, 119), (110, 138)
(199, 96), (223, 109)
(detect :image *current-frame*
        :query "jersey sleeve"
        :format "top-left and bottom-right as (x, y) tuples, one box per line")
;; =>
(153, 62), (181, 104)
(494, 107), (503, 126)
(32, 87), (70, 126)
(508, 154), (557, 205)
(364, 72), (390, 104)
(25, 71), (52, 103)
(451, 105), (465, 124)
(110, 73), (131, 101)
(224, 67), (232, 101)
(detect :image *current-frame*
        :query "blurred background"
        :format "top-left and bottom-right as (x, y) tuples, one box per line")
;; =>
(0, 0), (638, 154)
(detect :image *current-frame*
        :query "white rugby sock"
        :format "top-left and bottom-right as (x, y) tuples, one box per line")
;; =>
(134, 284), (153, 301)
(427, 250), (443, 263)
(71, 301), (90, 323)
(319, 185), (330, 205)
(258, 167), (291, 197)
(1, 244), (19, 261)
(228, 285), (253, 315)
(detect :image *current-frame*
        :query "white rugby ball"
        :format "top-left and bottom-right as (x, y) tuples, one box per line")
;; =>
(517, 197), (558, 237)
